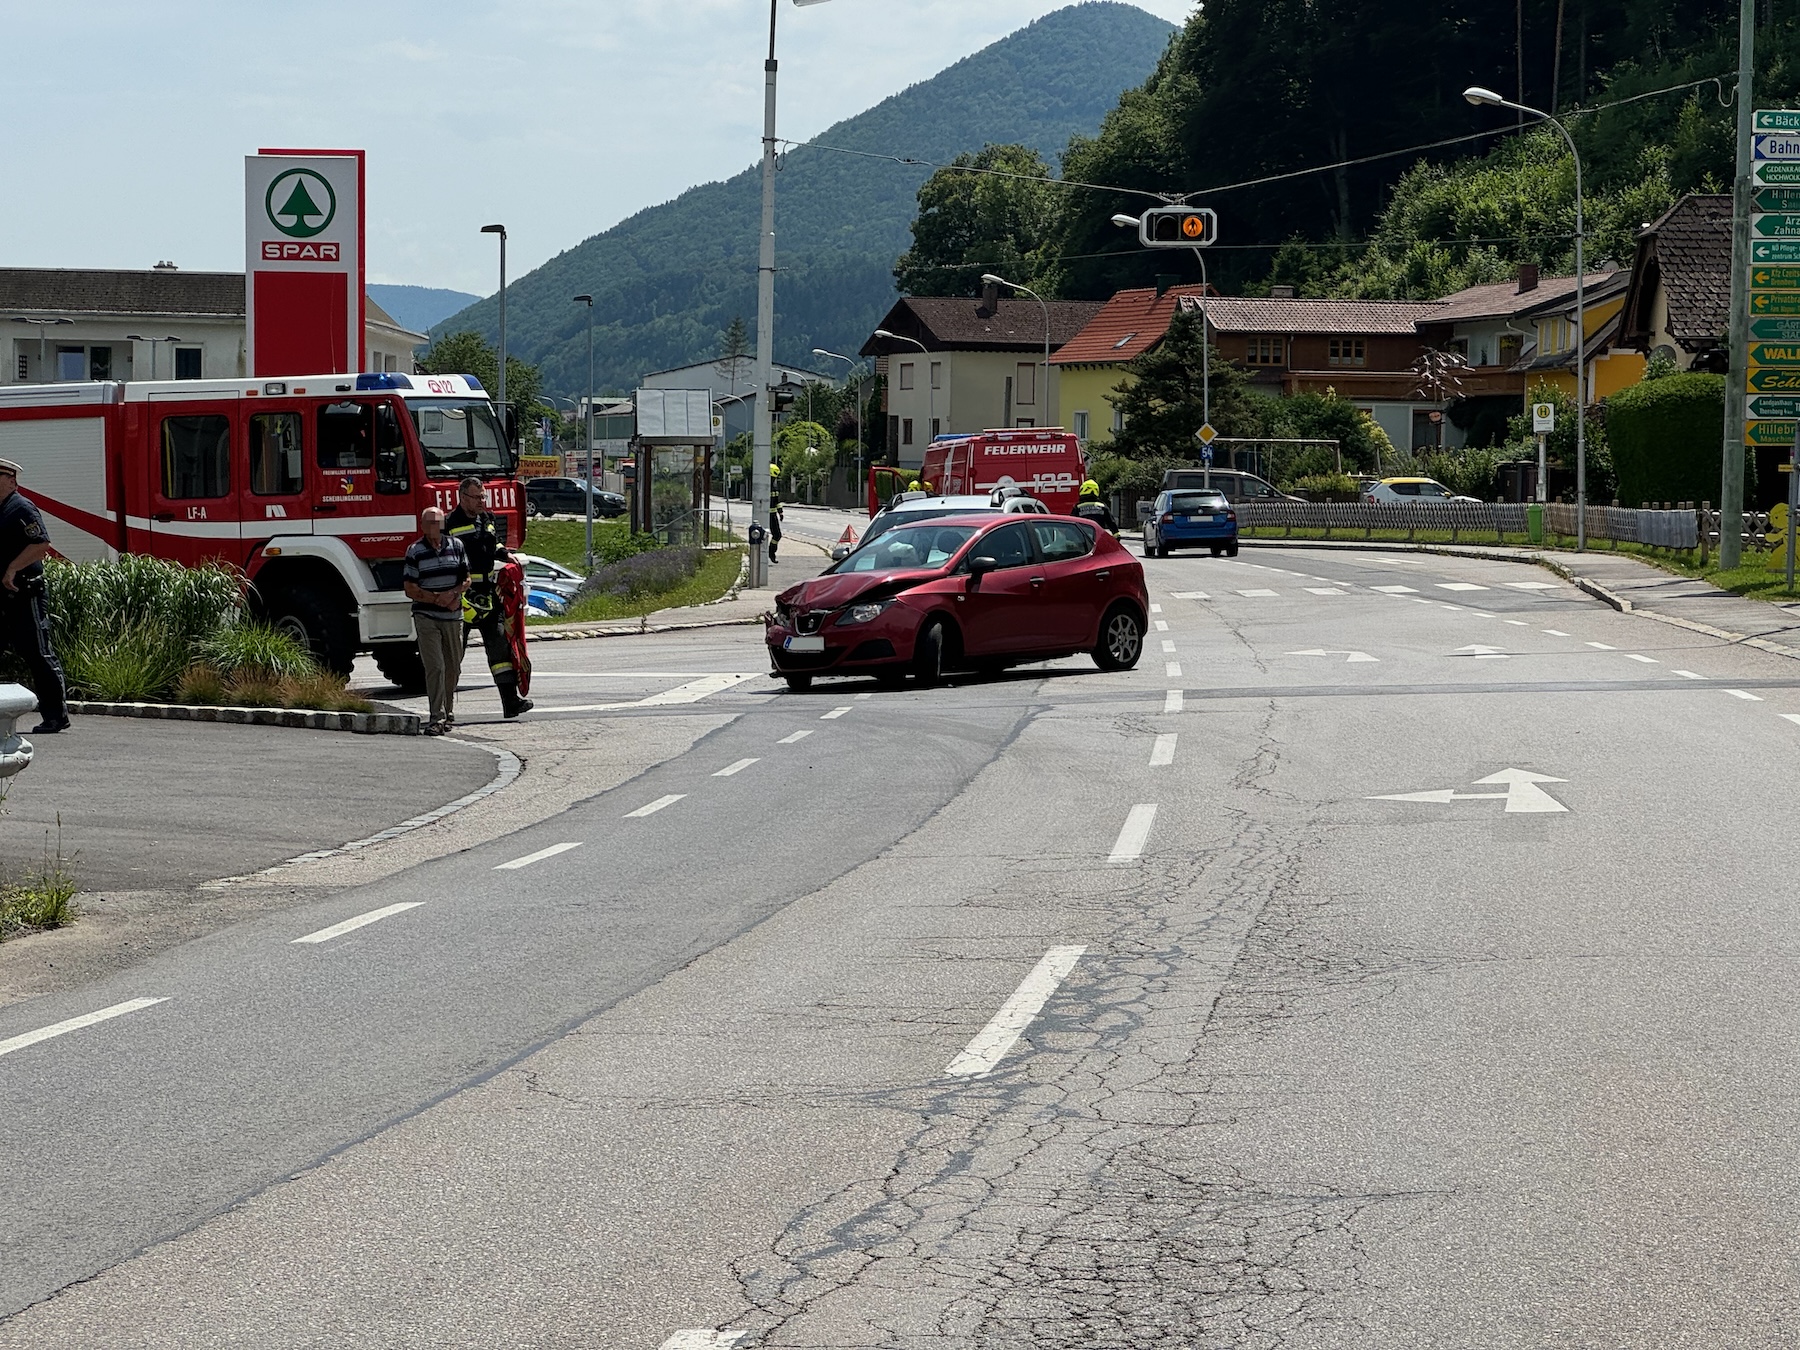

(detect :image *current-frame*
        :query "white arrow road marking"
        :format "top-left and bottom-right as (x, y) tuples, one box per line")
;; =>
(1109, 804), (1158, 862)
(1371, 768), (1568, 814)
(1454, 645), (1509, 659)
(293, 901), (425, 939)
(1288, 649), (1378, 663)
(1149, 733), (1177, 766)
(660, 1333), (749, 1350)
(945, 945), (1087, 1078)
(0, 997), (169, 1059)
(624, 794), (686, 818)
(1163, 689), (1184, 714)
(1170, 590), (1210, 600)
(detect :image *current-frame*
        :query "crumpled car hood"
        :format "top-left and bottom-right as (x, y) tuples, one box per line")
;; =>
(777, 568), (942, 611)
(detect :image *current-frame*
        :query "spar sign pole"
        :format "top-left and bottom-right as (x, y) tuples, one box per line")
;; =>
(245, 149), (365, 378)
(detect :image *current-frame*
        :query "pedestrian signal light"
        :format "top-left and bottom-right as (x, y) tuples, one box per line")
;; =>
(1140, 206), (1218, 249)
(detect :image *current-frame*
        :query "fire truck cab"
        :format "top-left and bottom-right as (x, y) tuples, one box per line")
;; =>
(0, 371), (523, 686)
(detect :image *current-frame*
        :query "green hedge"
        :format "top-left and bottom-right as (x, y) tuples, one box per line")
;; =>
(1607, 373), (1734, 506)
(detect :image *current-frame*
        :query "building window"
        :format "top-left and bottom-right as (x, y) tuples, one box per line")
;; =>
(1015, 418), (1035, 429)
(1112, 406), (1125, 433)
(250, 412), (304, 496)
(930, 418), (940, 438)
(56, 347), (84, 382)
(902, 417), (914, 446)
(1498, 334), (1522, 366)
(1015, 362), (1036, 405)
(1073, 410), (1090, 440)
(89, 346), (112, 380)
(161, 415), (231, 499)
(930, 361), (942, 390)
(888, 414), (899, 450)
(898, 362), (915, 390)
(14, 354), (26, 381)
(174, 347), (202, 380)
(1328, 337), (1365, 367)
(1245, 336), (1284, 366)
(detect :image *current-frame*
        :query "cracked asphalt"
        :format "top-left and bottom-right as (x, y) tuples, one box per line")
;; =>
(6, 544), (1800, 1347)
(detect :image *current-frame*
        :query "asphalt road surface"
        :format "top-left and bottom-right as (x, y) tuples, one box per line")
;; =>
(6, 545), (1800, 1347)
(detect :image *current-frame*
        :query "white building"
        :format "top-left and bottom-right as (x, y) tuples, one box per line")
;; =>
(640, 356), (823, 444)
(0, 265), (427, 386)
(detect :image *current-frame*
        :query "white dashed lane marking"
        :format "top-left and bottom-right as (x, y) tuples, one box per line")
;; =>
(1625, 654), (1659, 664)
(778, 730), (812, 744)
(293, 902), (425, 940)
(1161, 640), (1177, 653)
(493, 843), (582, 872)
(1237, 589), (1278, 597)
(1165, 662), (1183, 678)
(624, 794), (686, 818)
(713, 758), (759, 777)
(1507, 580), (1560, 589)
(1304, 588), (1346, 596)
(1372, 585), (1418, 594)
(1586, 642), (1615, 650)
(1170, 590), (1210, 600)
(1674, 670), (1704, 680)
(0, 998), (168, 1060)
(1728, 689), (1764, 701)
(1438, 582), (1489, 592)
(1544, 629), (1570, 636)
(821, 706), (852, 720)
(1149, 733), (1177, 767)
(1164, 689), (1184, 713)
(1154, 620), (1169, 631)
(1108, 804), (1158, 863)
(944, 945), (1087, 1079)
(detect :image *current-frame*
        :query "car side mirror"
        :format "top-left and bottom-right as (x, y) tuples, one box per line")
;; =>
(966, 554), (998, 590)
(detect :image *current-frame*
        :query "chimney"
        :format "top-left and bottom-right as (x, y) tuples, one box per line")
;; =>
(1516, 263), (1539, 293)
(978, 278), (1000, 317)
(1269, 284), (1296, 299)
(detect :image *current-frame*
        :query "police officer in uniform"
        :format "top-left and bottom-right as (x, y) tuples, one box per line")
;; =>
(0, 460), (69, 733)
(446, 476), (532, 720)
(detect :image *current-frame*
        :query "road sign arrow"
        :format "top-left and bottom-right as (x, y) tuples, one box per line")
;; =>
(1370, 768), (1569, 814)
(1287, 649), (1378, 662)
(1453, 644), (1509, 659)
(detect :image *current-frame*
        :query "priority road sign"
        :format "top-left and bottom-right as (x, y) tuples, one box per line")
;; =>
(1750, 342), (1800, 365)
(1747, 418), (1800, 444)
(1754, 240), (1800, 262)
(1752, 266), (1800, 289)
(1754, 214), (1800, 238)
(1752, 291), (1800, 314)
(1749, 395), (1800, 418)
(1752, 316), (1800, 340)
(1197, 422), (1217, 444)
(1748, 367), (1800, 391)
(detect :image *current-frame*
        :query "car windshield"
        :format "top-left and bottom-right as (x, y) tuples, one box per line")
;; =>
(838, 523), (980, 573)
(863, 505), (991, 544)
(408, 399), (512, 475)
(1169, 492), (1227, 511)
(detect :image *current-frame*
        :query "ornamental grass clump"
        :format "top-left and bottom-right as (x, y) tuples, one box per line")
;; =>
(45, 556), (247, 701)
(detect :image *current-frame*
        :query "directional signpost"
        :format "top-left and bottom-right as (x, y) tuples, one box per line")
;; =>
(1748, 114), (1800, 452)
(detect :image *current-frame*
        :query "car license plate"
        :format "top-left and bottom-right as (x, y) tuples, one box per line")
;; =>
(785, 635), (824, 653)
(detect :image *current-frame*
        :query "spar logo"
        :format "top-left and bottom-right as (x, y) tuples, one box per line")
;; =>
(265, 168), (337, 238)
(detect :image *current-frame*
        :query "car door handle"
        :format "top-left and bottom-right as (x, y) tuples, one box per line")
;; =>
(151, 511), (174, 523)
(1095, 570), (1110, 580)
(314, 503), (338, 513)
(1029, 576), (1044, 587)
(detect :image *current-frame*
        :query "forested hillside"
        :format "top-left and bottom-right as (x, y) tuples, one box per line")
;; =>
(432, 3), (1175, 399)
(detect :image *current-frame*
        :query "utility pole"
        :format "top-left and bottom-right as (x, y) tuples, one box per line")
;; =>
(751, 0), (781, 588)
(1720, 0), (1755, 570)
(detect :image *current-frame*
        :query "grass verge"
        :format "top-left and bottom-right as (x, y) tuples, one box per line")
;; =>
(538, 547), (746, 625)
(0, 853), (76, 942)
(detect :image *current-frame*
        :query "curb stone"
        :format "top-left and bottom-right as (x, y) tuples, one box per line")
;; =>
(68, 700), (420, 735)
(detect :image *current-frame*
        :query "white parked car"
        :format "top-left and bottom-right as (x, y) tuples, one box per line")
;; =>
(1363, 476), (1479, 504)
(512, 551), (584, 596)
(830, 489), (1050, 561)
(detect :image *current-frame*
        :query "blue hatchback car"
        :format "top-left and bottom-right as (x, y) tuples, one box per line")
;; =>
(1142, 489), (1238, 558)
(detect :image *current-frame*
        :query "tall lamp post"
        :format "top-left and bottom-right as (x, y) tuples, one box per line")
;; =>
(874, 329), (931, 465)
(16, 317), (73, 381)
(748, 0), (836, 587)
(812, 346), (862, 495)
(981, 274), (1052, 427)
(1465, 85), (1587, 551)
(481, 224), (508, 441)
(573, 293), (596, 569)
(1112, 214), (1212, 486)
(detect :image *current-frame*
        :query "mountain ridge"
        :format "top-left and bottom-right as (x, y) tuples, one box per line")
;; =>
(431, 2), (1175, 398)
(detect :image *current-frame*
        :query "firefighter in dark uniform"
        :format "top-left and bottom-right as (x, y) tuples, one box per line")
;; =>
(0, 460), (69, 733)
(446, 476), (532, 719)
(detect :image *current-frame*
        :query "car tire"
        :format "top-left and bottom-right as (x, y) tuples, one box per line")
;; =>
(1210, 544), (1223, 557)
(1157, 544), (1170, 559)
(914, 619), (949, 687)
(784, 673), (813, 692)
(266, 588), (359, 677)
(1226, 542), (1239, 557)
(875, 668), (908, 689)
(525, 499), (540, 518)
(1093, 604), (1144, 672)
(1142, 540), (1155, 559)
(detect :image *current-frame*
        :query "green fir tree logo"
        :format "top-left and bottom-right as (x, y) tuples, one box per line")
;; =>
(265, 169), (337, 238)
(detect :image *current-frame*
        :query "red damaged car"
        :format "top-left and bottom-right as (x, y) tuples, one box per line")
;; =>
(767, 514), (1149, 690)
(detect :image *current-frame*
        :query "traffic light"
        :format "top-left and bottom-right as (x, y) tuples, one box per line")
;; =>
(1140, 206), (1218, 249)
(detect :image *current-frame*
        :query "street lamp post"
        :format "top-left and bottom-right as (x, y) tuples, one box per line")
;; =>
(812, 346), (862, 497)
(874, 329), (931, 466)
(16, 317), (73, 381)
(1112, 214), (1212, 487)
(749, 0), (837, 588)
(981, 274), (1052, 428)
(574, 294), (595, 569)
(1465, 86), (1586, 551)
(481, 224), (508, 439)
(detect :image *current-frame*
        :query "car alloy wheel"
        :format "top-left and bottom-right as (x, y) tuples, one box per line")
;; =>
(914, 619), (948, 687)
(1095, 606), (1144, 671)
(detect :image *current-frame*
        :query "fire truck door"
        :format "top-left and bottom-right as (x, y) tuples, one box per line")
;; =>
(313, 399), (412, 536)
(242, 405), (313, 552)
(149, 406), (239, 566)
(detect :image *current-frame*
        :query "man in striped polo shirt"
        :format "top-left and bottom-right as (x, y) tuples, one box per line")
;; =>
(403, 507), (468, 735)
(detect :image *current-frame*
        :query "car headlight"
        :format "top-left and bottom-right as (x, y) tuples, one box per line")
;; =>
(838, 599), (894, 626)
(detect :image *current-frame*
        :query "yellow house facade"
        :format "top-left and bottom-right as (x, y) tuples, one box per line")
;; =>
(1526, 283), (1646, 404)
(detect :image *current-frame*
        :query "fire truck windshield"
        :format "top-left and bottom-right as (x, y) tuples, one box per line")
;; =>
(407, 400), (512, 476)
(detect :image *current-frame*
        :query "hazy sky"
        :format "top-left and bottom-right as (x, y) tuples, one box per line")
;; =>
(1, 1), (1191, 295)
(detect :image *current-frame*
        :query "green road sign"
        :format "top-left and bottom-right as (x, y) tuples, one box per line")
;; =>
(1754, 240), (1800, 263)
(1757, 187), (1800, 212)
(1752, 343), (1800, 365)
(1759, 110), (1800, 132)
(1755, 214), (1800, 238)
(1753, 265), (1800, 289)
(1751, 291), (1800, 314)
(1748, 419), (1800, 445)
(1753, 317), (1800, 339)
(1749, 367), (1800, 392)
(1756, 162), (1800, 186)
(1750, 395), (1800, 418)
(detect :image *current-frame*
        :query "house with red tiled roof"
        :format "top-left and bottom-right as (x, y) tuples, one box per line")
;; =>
(1050, 284), (1451, 454)
(859, 287), (1104, 470)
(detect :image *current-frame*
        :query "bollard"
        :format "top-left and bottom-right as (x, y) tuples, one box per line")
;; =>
(0, 683), (37, 783)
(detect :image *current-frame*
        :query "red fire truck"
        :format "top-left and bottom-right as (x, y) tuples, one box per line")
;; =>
(0, 371), (523, 687)
(918, 428), (1085, 514)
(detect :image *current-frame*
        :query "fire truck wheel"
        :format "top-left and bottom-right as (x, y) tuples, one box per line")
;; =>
(372, 643), (428, 695)
(268, 591), (358, 677)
